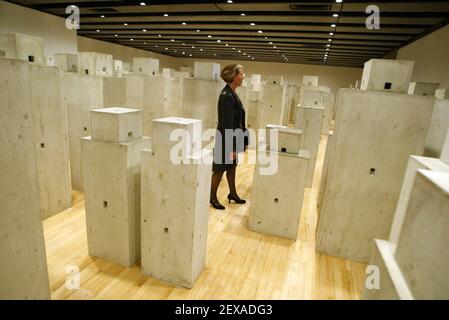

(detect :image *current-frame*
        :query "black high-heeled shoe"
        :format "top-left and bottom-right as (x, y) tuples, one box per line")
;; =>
(227, 194), (246, 204)
(210, 199), (225, 210)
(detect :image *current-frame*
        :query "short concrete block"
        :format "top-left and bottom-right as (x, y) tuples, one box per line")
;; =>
(259, 84), (287, 128)
(265, 124), (302, 154)
(360, 59), (414, 93)
(435, 88), (449, 100)
(249, 150), (310, 240)
(133, 57), (159, 76)
(54, 53), (78, 73)
(194, 61), (221, 80)
(90, 107), (143, 143)
(0, 32), (44, 64)
(78, 52), (113, 77)
(408, 82), (439, 96)
(81, 136), (150, 267)
(302, 75), (319, 86)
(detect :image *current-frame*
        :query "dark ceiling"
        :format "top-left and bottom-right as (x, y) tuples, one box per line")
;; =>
(8, 0), (449, 67)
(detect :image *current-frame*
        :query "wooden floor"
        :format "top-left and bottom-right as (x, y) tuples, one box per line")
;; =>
(43, 134), (367, 300)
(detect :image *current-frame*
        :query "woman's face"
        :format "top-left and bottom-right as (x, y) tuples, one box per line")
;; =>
(232, 69), (245, 87)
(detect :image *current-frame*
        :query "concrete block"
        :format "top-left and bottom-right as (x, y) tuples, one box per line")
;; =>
(295, 106), (324, 188)
(113, 59), (123, 78)
(90, 107), (143, 143)
(174, 71), (190, 78)
(0, 32), (44, 64)
(141, 117), (212, 287)
(389, 156), (449, 251)
(78, 52), (113, 77)
(62, 72), (104, 191)
(435, 88), (449, 100)
(424, 99), (449, 158)
(250, 74), (262, 91)
(29, 63), (72, 218)
(287, 85), (301, 124)
(133, 57), (159, 76)
(164, 77), (182, 117)
(0, 58), (50, 299)
(316, 89), (434, 262)
(181, 79), (223, 130)
(408, 82), (439, 96)
(151, 117), (202, 158)
(249, 150), (310, 240)
(441, 129), (449, 165)
(360, 59), (414, 93)
(81, 136), (150, 267)
(162, 68), (176, 77)
(361, 239), (413, 300)
(259, 84), (287, 128)
(302, 75), (319, 86)
(180, 65), (194, 77)
(266, 124), (302, 154)
(54, 53), (78, 73)
(395, 170), (449, 299)
(194, 61), (221, 80)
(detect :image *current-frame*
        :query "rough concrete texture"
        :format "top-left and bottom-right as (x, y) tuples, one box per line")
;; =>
(300, 85), (332, 135)
(29, 63), (72, 219)
(249, 150), (310, 240)
(62, 72), (104, 191)
(180, 66), (194, 77)
(360, 59), (414, 93)
(266, 125), (302, 154)
(181, 78), (223, 131)
(286, 84), (301, 124)
(90, 107), (143, 143)
(0, 32), (44, 65)
(141, 117), (211, 288)
(0, 58), (50, 299)
(424, 99), (449, 158)
(361, 239), (413, 300)
(162, 68), (176, 77)
(133, 57), (159, 76)
(295, 106), (324, 188)
(407, 82), (439, 96)
(395, 170), (449, 299)
(249, 74), (262, 91)
(389, 156), (449, 251)
(435, 88), (449, 100)
(78, 52), (113, 77)
(193, 61), (221, 80)
(54, 53), (78, 73)
(317, 132), (335, 213)
(82, 136), (151, 267)
(316, 89), (434, 262)
(302, 75), (319, 86)
(102, 77), (127, 107)
(264, 75), (283, 86)
(259, 83), (287, 128)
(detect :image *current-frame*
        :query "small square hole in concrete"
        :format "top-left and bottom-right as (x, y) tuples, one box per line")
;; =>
(274, 198), (279, 203)
(152, 71), (155, 75)
(281, 147), (287, 153)
(139, 68), (143, 72)
(102, 67), (106, 72)
(370, 168), (376, 176)
(85, 69), (89, 75)
(84, 127), (88, 132)
(164, 228), (169, 234)
(128, 131), (133, 138)
(28, 55), (34, 62)
(384, 82), (392, 90)
(103, 200), (108, 208)
(40, 143), (45, 148)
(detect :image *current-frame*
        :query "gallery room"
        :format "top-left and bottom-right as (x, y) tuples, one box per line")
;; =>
(1, 0), (449, 302)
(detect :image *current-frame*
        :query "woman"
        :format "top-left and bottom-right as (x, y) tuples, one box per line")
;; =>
(210, 64), (248, 210)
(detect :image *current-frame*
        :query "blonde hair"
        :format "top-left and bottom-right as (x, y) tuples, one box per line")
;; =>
(220, 64), (243, 83)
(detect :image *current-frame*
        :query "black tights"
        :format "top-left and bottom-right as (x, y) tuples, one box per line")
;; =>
(210, 165), (238, 202)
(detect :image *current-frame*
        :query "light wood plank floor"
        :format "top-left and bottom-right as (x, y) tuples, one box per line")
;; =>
(43, 134), (367, 300)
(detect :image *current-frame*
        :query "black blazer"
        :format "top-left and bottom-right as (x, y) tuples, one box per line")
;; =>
(213, 84), (247, 169)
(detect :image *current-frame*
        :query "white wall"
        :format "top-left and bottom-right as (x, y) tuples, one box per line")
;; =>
(398, 24), (449, 88)
(0, 0), (77, 61)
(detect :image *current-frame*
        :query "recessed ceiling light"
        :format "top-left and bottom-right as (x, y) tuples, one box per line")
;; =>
(273, 46), (277, 48)
(96, 29), (100, 32)
(227, 0), (233, 3)
(165, 48), (168, 50)
(241, 13), (245, 16)
(163, 13), (168, 17)
(182, 22), (186, 25)
(331, 24), (336, 27)
(258, 30), (263, 33)
(182, 43), (185, 45)
(217, 40), (221, 43)
(189, 54), (192, 57)
(114, 34), (118, 37)
(182, 52), (185, 55)
(100, 15), (105, 18)
(329, 32), (334, 35)
(124, 23), (128, 26)
(238, 50), (241, 52)
(200, 48), (203, 51)
(158, 34), (162, 37)
(208, 35), (212, 38)
(171, 39), (175, 42)
(130, 38), (134, 41)
(326, 44), (331, 47)
(232, 47), (235, 50)
(269, 41), (273, 44)
(250, 23), (255, 26)
(336, 0), (343, 3)
(225, 43), (229, 46)
(142, 29), (147, 32)
(328, 39), (332, 41)
(192, 46), (195, 48)
(140, 2), (146, 5)
(196, 29), (200, 32)
(333, 13), (339, 17)
(326, 48), (330, 51)
(144, 42), (147, 44)
(155, 45), (158, 47)
(252, 57), (255, 60)
(243, 53), (246, 55)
